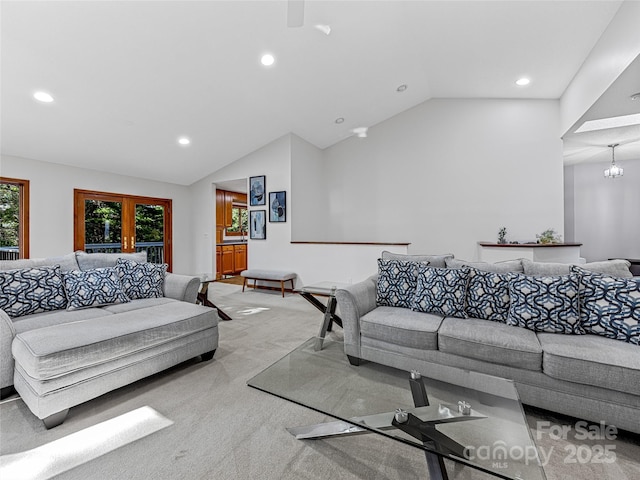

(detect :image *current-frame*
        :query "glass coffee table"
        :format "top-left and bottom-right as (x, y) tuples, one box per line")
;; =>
(248, 337), (546, 480)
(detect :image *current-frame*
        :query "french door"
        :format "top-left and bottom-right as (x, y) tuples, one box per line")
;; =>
(74, 190), (172, 271)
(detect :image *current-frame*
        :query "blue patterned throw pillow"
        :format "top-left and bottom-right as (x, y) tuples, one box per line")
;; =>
(507, 274), (583, 334)
(412, 265), (470, 318)
(115, 258), (167, 300)
(376, 259), (424, 309)
(0, 266), (67, 318)
(466, 268), (516, 322)
(62, 267), (130, 310)
(572, 268), (640, 345)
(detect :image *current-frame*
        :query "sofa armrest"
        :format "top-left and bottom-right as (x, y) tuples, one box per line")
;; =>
(336, 275), (378, 359)
(0, 309), (16, 391)
(164, 274), (200, 303)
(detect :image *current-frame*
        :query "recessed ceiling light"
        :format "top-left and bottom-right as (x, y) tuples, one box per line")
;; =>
(34, 91), (54, 103)
(335, 117), (344, 124)
(178, 137), (190, 146)
(575, 113), (640, 133)
(396, 84), (408, 93)
(352, 127), (368, 138)
(261, 54), (275, 66)
(515, 78), (530, 86)
(631, 92), (640, 101)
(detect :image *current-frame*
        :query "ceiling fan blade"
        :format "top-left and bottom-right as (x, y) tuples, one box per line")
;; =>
(287, 0), (304, 27)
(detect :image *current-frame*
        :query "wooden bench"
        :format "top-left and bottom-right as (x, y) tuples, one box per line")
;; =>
(240, 270), (297, 297)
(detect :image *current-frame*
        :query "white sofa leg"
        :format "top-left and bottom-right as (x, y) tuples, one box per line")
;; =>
(43, 409), (69, 429)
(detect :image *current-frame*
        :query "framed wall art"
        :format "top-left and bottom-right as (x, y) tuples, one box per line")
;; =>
(249, 175), (266, 206)
(249, 210), (266, 239)
(269, 191), (286, 222)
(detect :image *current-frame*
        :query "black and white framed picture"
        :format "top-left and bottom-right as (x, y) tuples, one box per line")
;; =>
(249, 175), (266, 206)
(249, 210), (266, 239)
(269, 191), (286, 222)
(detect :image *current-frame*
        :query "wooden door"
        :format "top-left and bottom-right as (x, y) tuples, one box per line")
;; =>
(74, 190), (172, 270)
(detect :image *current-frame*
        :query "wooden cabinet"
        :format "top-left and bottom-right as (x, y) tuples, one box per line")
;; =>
(215, 246), (222, 280)
(221, 245), (234, 275)
(234, 244), (247, 272)
(216, 243), (248, 278)
(215, 190), (225, 228)
(224, 192), (234, 227)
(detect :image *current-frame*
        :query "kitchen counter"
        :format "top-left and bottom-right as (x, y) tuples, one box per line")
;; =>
(217, 240), (248, 246)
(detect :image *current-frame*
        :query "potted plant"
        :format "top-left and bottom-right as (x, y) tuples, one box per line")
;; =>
(536, 228), (562, 244)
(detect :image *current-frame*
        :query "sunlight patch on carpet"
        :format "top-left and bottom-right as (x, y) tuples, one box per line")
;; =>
(238, 307), (270, 315)
(0, 406), (172, 480)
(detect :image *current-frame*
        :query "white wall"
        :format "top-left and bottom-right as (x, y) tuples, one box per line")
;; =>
(190, 135), (407, 285)
(290, 134), (328, 241)
(565, 160), (640, 262)
(0, 155), (194, 273)
(322, 99), (564, 260)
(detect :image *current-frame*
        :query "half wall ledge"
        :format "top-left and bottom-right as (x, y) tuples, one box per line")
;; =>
(478, 242), (583, 264)
(291, 241), (410, 246)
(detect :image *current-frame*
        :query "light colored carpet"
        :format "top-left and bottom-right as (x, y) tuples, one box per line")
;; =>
(1, 283), (639, 480)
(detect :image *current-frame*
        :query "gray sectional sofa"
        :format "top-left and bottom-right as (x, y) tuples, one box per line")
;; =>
(0, 251), (219, 428)
(336, 252), (640, 434)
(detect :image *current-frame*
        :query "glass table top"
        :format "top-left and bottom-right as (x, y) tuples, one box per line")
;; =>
(248, 337), (546, 480)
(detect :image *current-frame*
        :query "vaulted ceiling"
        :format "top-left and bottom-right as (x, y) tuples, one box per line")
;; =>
(1, 1), (633, 185)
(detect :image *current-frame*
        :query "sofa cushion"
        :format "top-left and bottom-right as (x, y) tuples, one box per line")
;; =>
(101, 297), (176, 314)
(0, 252), (80, 272)
(438, 317), (543, 371)
(376, 259), (423, 309)
(574, 270), (640, 345)
(381, 251), (453, 269)
(12, 307), (114, 334)
(12, 301), (216, 380)
(445, 258), (523, 273)
(62, 268), (130, 311)
(412, 266), (469, 318)
(115, 258), (167, 300)
(75, 250), (147, 271)
(522, 258), (632, 278)
(360, 306), (442, 350)
(507, 273), (583, 334)
(0, 266), (67, 318)
(465, 269), (516, 322)
(537, 333), (640, 396)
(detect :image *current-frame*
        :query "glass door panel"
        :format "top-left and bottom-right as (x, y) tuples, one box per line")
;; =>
(135, 203), (165, 264)
(84, 199), (123, 253)
(74, 190), (172, 271)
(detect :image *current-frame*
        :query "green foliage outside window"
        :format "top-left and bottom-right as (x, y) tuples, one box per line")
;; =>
(226, 207), (248, 234)
(0, 183), (20, 248)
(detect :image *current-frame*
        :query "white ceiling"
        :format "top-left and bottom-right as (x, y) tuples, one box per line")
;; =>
(0, 0), (628, 185)
(563, 54), (640, 166)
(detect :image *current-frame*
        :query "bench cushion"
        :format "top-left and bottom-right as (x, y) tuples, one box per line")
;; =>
(12, 301), (216, 381)
(538, 333), (640, 396)
(361, 306), (442, 350)
(438, 317), (543, 371)
(241, 269), (296, 281)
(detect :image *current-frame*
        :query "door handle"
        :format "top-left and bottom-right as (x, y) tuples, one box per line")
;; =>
(131, 236), (136, 249)
(124, 237), (128, 249)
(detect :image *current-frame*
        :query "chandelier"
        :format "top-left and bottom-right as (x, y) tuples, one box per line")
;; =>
(604, 144), (623, 178)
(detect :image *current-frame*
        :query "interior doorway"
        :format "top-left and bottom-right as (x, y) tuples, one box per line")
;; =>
(214, 179), (248, 281)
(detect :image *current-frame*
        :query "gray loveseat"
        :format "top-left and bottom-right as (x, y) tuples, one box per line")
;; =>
(0, 251), (219, 428)
(336, 252), (640, 434)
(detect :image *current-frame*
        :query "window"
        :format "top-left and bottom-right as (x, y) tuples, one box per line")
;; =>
(74, 190), (172, 270)
(226, 206), (248, 236)
(0, 177), (29, 259)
